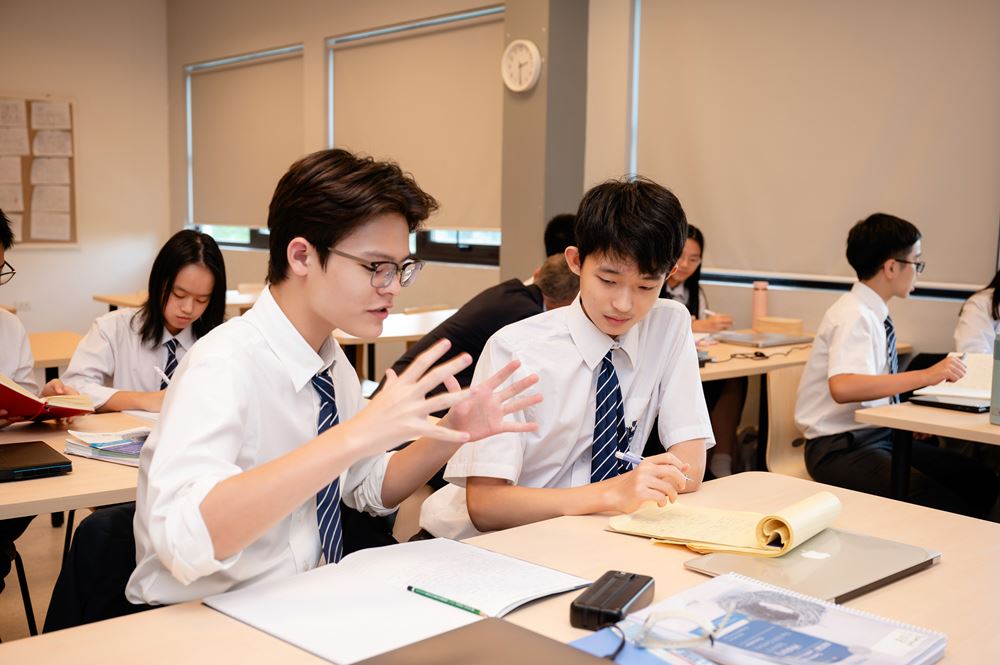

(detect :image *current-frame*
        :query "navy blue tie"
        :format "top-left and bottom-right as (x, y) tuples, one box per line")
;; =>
(591, 350), (629, 482)
(312, 370), (343, 564)
(161, 338), (179, 389)
(884, 315), (899, 404)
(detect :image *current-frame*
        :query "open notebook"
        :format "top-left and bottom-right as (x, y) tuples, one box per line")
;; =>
(914, 352), (991, 400)
(0, 373), (93, 420)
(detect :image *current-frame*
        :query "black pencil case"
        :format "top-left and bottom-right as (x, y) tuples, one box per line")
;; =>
(569, 570), (655, 630)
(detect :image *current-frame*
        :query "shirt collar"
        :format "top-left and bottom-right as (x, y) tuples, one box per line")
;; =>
(245, 286), (336, 392)
(565, 296), (640, 370)
(852, 282), (890, 321)
(159, 324), (196, 351)
(665, 281), (686, 300)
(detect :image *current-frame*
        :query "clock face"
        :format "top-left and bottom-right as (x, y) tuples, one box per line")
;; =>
(501, 39), (542, 92)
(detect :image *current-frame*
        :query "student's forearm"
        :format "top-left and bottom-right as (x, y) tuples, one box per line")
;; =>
(100, 389), (162, 413)
(466, 480), (615, 532)
(669, 438), (706, 492)
(199, 424), (368, 560)
(382, 434), (464, 508)
(828, 371), (930, 404)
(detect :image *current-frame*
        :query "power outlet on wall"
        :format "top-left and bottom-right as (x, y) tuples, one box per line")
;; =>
(14, 300), (31, 312)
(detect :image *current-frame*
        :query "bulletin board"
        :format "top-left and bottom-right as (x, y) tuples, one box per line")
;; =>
(0, 97), (77, 244)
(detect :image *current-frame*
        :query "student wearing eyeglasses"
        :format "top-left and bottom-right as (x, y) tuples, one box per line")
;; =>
(794, 213), (997, 517)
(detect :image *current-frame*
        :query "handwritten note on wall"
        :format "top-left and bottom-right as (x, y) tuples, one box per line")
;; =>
(0, 97), (76, 243)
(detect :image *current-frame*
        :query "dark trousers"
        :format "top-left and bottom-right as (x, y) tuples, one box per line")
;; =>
(805, 428), (998, 519)
(0, 516), (34, 593)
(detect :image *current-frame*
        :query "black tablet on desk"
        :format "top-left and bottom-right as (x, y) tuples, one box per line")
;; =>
(909, 395), (990, 413)
(0, 441), (73, 482)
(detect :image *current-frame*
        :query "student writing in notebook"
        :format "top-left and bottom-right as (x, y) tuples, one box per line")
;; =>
(419, 177), (714, 539)
(62, 230), (226, 413)
(125, 149), (540, 606)
(0, 209), (77, 593)
(954, 269), (1000, 354)
(656, 223), (746, 478)
(794, 213), (998, 518)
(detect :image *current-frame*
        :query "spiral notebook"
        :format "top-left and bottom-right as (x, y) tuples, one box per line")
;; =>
(572, 573), (946, 665)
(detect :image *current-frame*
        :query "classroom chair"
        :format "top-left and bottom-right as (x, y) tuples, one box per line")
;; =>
(764, 364), (811, 480)
(8, 547), (38, 636)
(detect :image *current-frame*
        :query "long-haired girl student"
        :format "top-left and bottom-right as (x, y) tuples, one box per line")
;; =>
(954, 269), (1000, 353)
(63, 229), (226, 412)
(657, 223), (746, 478)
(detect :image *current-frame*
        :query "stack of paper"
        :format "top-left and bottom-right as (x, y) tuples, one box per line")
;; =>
(64, 427), (151, 467)
(914, 352), (991, 399)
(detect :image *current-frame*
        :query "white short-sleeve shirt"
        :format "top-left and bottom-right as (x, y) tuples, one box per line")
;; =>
(126, 287), (392, 605)
(795, 282), (893, 440)
(954, 288), (998, 354)
(0, 308), (38, 394)
(663, 282), (707, 320)
(419, 296), (715, 539)
(61, 308), (196, 409)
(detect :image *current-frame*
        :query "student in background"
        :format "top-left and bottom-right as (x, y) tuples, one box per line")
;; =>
(954, 269), (1000, 353)
(124, 149), (539, 608)
(656, 223), (746, 477)
(795, 213), (997, 518)
(0, 209), (76, 593)
(420, 177), (714, 540)
(62, 230), (226, 413)
(544, 213), (577, 257)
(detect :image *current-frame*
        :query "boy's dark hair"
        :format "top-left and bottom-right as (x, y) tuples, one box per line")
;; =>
(982, 269), (1000, 321)
(845, 213), (922, 281)
(535, 254), (580, 305)
(660, 223), (705, 317)
(574, 177), (687, 277)
(0, 208), (13, 250)
(544, 214), (576, 257)
(134, 230), (227, 347)
(266, 149), (438, 284)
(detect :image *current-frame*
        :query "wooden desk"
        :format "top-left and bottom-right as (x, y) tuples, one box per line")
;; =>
(93, 290), (257, 313)
(1, 472), (994, 660)
(0, 413), (141, 520)
(29, 331), (83, 381)
(333, 308), (457, 380)
(856, 401), (1000, 498)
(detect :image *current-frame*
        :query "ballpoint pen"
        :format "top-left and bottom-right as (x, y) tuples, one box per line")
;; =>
(152, 366), (171, 386)
(614, 450), (693, 482)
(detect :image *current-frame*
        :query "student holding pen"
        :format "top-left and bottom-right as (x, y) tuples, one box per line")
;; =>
(62, 230), (226, 413)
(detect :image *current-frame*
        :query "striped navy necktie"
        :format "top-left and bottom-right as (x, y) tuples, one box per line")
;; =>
(311, 370), (343, 564)
(161, 338), (179, 389)
(591, 350), (629, 482)
(884, 315), (899, 404)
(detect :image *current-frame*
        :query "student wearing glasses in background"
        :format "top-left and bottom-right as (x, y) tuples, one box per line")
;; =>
(794, 213), (997, 518)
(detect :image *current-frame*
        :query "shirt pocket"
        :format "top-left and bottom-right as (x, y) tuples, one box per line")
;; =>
(624, 395), (654, 448)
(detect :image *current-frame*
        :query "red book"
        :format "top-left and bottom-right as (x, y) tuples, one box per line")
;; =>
(0, 374), (94, 421)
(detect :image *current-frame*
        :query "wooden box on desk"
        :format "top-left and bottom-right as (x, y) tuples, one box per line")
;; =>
(754, 316), (804, 335)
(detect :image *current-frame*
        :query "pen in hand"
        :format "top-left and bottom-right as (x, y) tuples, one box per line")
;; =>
(153, 366), (171, 386)
(614, 450), (692, 482)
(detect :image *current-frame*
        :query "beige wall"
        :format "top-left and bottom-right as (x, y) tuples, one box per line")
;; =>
(0, 0), (170, 334)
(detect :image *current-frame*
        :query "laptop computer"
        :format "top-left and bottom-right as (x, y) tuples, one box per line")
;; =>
(909, 395), (990, 413)
(0, 441), (73, 482)
(714, 331), (813, 348)
(684, 528), (939, 603)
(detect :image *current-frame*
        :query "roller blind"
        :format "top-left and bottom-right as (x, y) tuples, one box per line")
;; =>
(330, 17), (503, 229)
(190, 53), (304, 227)
(637, 0), (1000, 285)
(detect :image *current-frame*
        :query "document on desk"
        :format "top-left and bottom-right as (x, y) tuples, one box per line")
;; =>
(204, 538), (590, 664)
(914, 352), (991, 400)
(608, 491), (842, 557)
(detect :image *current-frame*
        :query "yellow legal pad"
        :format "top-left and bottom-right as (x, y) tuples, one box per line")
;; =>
(608, 491), (842, 557)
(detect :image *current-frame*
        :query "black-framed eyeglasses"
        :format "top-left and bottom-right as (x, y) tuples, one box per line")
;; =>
(0, 261), (15, 286)
(893, 258), (926, 274)
(330, 248), (424, 288)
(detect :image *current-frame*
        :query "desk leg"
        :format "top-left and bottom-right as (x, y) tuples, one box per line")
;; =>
(108, 305), (117, 312)
(755, 374), (769, 471)
(366, 343), (376, 381)
(44, 366), (58, 382)
(51, 512), (63, 527)
(891, 429), (913, 500)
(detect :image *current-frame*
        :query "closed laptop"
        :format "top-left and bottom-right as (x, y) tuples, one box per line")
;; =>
(0, 441), (73, 482)
(715, 331), (814, 348)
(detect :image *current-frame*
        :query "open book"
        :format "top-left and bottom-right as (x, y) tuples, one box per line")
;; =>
(64, 427), (151, 467)
(205, 538), (590, 664)
(0, 373), (93, 420)
(608, 491), (842, 557)
(914, 352), (991, 399)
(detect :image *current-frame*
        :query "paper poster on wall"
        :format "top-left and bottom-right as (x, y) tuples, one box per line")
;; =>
(0, 99), (26, 128)
(7, 213), (22, 241)
(0, 95), (76, 243)
(0, 157), (21, 184)
(29, 101), (71, 130)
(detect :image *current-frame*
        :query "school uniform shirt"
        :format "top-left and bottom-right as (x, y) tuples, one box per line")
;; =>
(0, 308), (38, 394)
(661, 281), (707, 319)
(794, 282), (893, 440)
(419, 296), (715, 540)
(61, 308), (195, 409)
(954, 288), (999, 354)
(126, 287), (392, 605)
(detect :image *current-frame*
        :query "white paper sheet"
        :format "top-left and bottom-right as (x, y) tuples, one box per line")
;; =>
(0, 128), (30, 155)
(0, 156), (21, 184)
(30, 157), (70, 185)
(29, 212), (71, 241)
(30, 101), (71, 129)
(0, 99), (26, 128)
(32, 129), (73, 157)
(0, 184), (24, 211)
(31, 185), (70, 212)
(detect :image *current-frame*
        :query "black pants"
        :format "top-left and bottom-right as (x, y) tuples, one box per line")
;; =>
(0, 516), (34, 594)
(805, 428), (998, 519)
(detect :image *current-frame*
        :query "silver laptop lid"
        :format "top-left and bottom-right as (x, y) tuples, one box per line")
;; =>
(714, 331), (814, 348)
